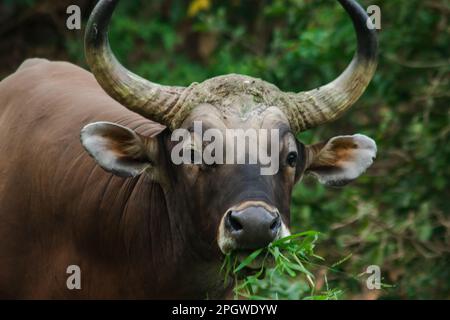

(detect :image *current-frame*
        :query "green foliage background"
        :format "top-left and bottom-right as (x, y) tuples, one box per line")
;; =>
(1, 0), (448, 299)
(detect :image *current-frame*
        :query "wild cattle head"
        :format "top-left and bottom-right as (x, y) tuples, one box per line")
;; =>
(81, 0), (378, 265)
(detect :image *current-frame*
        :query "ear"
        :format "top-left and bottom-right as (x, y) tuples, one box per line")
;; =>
(306, 134), (377, 186)
(80, 122), (156, 177)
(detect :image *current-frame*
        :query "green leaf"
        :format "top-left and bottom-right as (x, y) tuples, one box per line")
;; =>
(234, 248), (264, 273)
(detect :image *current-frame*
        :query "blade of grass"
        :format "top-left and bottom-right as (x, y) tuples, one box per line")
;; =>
(233, 248), (263, 273)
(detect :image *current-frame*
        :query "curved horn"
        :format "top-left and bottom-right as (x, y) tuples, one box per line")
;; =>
(85, 0), (185, 128)
(283, 0), (378, 132)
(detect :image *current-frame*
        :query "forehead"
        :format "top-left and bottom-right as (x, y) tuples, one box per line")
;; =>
(180, 105), (296, 157)
(180, 74), (292, 131)
(182, 102), (291, 132)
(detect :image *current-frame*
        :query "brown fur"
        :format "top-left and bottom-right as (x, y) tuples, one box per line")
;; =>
(0, 60), (305, 299)
(0, 60), (227, 298)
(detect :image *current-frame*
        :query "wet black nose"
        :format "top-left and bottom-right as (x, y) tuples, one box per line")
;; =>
(225, 207), (281, 249)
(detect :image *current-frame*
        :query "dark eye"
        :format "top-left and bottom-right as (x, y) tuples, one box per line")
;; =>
(286, 151), (298, 167)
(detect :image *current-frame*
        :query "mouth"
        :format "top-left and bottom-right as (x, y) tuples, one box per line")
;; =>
(223, 249), (275, 280)
(235, 250), (271, 269)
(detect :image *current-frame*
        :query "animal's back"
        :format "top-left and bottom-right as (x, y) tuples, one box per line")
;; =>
(0, 59), (164, 298)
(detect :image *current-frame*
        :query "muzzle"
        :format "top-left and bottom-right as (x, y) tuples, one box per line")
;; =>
(217, 201), (290, 254)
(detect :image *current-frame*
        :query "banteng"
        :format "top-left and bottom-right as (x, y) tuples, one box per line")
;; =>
(0, 0), (377, 298)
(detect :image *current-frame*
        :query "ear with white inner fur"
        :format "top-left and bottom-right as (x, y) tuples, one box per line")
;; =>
(306, 134), (377, 186)
(80, 121), (154, 177)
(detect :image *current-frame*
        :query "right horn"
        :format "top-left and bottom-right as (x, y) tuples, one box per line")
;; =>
(283, 0), (379, 132)
(85, 0), (187, 129)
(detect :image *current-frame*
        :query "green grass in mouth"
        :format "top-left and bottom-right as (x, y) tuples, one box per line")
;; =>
(221, 231), (342, 299)
(221, 231), (395, 300)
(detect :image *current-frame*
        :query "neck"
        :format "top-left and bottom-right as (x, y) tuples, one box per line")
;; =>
(83, 173), (226, 298)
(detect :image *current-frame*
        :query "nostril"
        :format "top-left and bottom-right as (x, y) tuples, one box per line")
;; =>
(270, 215), (281, 231)
(226, 211), (243, 232)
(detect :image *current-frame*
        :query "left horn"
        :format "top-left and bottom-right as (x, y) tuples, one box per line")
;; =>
(85, 0), (186, 129)
(282, 0), (378, 132)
